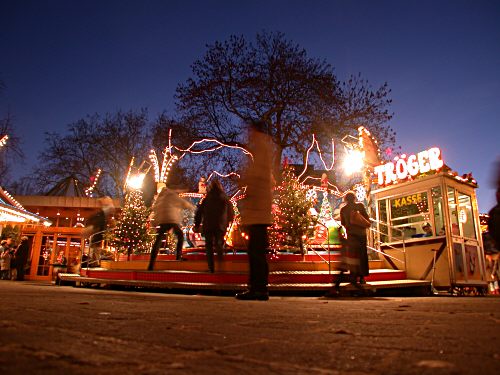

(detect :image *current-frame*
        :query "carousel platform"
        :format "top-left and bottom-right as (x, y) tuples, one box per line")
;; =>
(58, 251), (432, 295)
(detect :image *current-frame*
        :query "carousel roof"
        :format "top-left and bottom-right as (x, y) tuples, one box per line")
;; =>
(0, 186), (51, 225)
(45, 175), (87, 197)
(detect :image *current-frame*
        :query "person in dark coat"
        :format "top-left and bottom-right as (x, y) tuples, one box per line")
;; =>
(194, 179), (234, 273)
(339, 191), (370, 286)
(488, 189), (500, 250)
(14, 236), (30, 281)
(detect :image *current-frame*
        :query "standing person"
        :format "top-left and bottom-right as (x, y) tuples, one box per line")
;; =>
(0, 240), (10, 280)
(84, 197), (115, 266)
(236, 120), (275, 301)
(14, 236), (30, 281)
(194, 179), (234, 273)
(488, 189), (500, 250)
(339, 191), (370, 286)
(148, 186), (195, 270)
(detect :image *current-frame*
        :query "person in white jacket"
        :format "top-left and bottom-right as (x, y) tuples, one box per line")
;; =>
(148, 187), (194, 270)
(236, 120), (275, 301)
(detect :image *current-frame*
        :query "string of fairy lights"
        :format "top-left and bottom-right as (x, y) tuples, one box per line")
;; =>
(84, 169), (102, 197)
(114, 129), (375, 254)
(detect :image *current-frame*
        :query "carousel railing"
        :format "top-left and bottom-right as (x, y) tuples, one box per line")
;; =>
(81, 230), (109, 271)
(306, 221), (332, 276)
(368, 219), (407, 271)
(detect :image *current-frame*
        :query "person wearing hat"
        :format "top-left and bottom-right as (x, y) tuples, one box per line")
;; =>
(422, 222), (433, 237)
(14, 236), (30, 281)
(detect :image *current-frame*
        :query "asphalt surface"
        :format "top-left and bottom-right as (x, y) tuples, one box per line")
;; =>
(0, 281), (498, 375)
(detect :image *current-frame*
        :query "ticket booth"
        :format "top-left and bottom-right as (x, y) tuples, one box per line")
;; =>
(372, 161), (487, 293)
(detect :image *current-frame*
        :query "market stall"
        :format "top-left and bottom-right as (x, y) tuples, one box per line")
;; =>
(372, 147), (487, 293)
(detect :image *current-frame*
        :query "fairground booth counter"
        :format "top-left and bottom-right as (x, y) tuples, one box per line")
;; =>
(371, 147), (487, 293)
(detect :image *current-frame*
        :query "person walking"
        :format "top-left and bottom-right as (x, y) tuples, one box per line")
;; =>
(194, 179), (234, 273)
(236, 120), (275, 301)
(84, 197), (115, 266)
(488, 189), (500, 250)
(0, 240), (11, 280)
(14, 236), (30, 281)
(338, 191), (371, 286)
(148, 186), (194, 270)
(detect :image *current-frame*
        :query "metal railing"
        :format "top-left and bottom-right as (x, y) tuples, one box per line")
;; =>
(81, 230), (108, 271)
(369, 219), (407, 270)
(305, 219), (408, 275)
(306, 221), (332, 276)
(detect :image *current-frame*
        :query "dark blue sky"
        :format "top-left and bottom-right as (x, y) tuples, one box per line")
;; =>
(1, 0), (499, 211)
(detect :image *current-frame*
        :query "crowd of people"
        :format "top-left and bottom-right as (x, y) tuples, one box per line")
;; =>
(11, 122), (496, 301)
(0, 236), (30, 281)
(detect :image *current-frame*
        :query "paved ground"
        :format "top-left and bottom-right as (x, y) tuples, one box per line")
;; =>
(0, 281), (498, 374)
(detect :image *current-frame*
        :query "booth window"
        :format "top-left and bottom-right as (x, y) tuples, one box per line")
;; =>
(458, 192), (476, 239)
(378, 199), (389, 242)
(432, 187), (445, 236)
(447, 187), (460, 235)
(389, 191), (432, 240)
(447, 187), (477, 239)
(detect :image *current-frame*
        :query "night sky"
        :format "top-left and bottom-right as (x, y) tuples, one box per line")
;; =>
(1, 0), (499, 212)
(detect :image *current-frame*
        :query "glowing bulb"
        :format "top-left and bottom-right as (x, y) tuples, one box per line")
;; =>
(127, 173), (146, 190)
(343, 149), (365, 175)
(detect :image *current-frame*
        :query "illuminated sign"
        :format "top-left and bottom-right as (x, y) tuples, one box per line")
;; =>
(392, 193), (423, 208)
(390, 192), (429, 219)
(374, 147), (444, 186)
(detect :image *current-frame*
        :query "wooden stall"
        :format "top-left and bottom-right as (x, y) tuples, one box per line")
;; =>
(372, 149), (487, 293)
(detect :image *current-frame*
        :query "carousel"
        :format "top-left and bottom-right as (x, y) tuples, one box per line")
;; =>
(59, 128), (487, 295)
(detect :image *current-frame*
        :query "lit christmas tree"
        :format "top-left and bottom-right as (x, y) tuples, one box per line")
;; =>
(318, 191), (333, 224)
(113, 189), (152, 260)
(269, 166), (317, 254)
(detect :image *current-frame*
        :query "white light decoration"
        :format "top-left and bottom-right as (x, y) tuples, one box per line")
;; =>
(297, 134), (335, 181)
(127, 173), (146, 190)
(343, 149), (365, 175)
(0, 187), (25, 210)
(306, 188), (317, 202)
(85, 168), (102, 197)
(146, 129), (252, 188)
(374, 147), (444, 186)
(206, 171), (241, 181)
(355, 184), (367, 202)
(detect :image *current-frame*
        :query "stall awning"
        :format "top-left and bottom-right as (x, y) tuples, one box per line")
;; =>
(0, 186), (51, 225)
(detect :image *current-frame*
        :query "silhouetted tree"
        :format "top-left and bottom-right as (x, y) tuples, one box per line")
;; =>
(0, 80), (24, 187)
(31, 109), (151, 198)
(176, 31), (395, 178)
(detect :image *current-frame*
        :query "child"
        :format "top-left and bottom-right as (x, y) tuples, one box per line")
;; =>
(0, 240), (11, 280)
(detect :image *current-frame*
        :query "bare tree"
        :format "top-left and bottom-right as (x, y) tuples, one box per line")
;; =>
(175, 31), (395, 178)
(0, 78), (24, 186)
(30, 110), (150, 198)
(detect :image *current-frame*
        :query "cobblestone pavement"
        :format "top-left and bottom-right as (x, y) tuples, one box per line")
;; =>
(0, 281), (499, 374)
